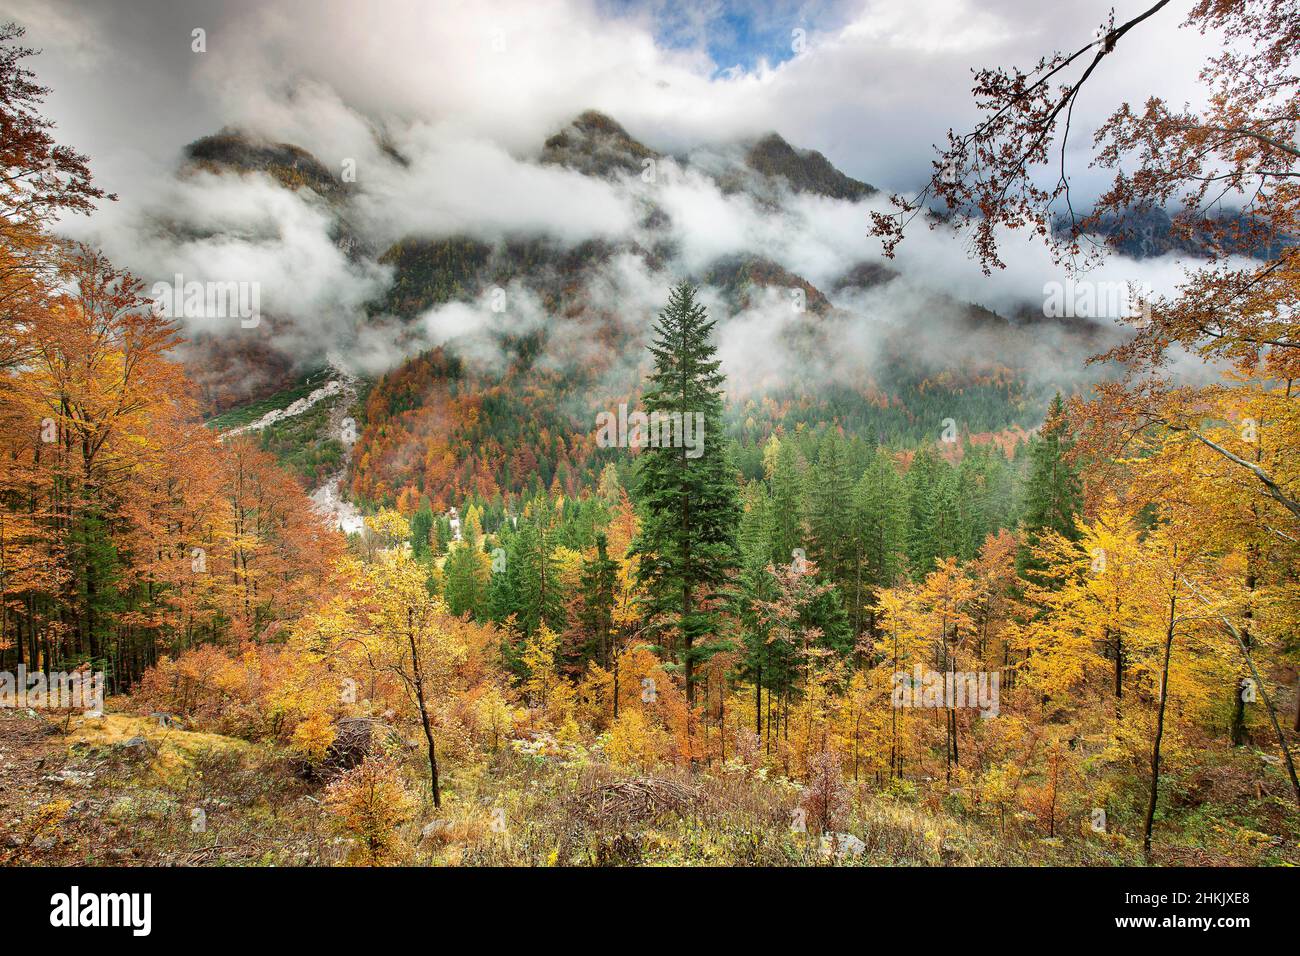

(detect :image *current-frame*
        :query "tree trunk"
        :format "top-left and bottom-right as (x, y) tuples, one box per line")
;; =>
(1111, 628), (1123, 698)
(407, 608), (441, 808)
(1144, 586), (1177, 862)
(1181, 574), (1300, 809)
(682, 576), (694, 707)
(1232, 552), (1257, 746)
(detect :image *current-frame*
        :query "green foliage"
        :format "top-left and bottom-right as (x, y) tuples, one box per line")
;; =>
(850, 449), (908, 634)
(576, 532), (618, 668)
(410, 500), (434, 559)
(490, 501), (565, 637)
(1018, 393), (1083, 580)
(443, 542), (489, 618)
(769, 437), (804, 566)
(808, 430), (854, 596)
(632, 282), (741, 704)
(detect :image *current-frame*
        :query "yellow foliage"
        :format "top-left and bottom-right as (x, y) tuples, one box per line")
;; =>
(364, 508), (412, 554)
(521, 623), (561, 707)
(290, 710), (337, 763)
(604, 708), (664, 771)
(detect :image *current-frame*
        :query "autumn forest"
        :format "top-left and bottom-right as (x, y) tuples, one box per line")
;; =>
(2, 0), (1300, 892)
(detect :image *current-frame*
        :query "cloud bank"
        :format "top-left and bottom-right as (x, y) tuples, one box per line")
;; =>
(10, 0), (1231, 400)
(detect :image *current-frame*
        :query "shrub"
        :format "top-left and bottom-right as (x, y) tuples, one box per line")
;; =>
(323, 754), (416, 865)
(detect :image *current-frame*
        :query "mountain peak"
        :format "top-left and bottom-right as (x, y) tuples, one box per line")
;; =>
(744, 132), (875, 201)
(569, 109), (634, 140)
(183, 128), (343, 198)
(541, 110), (658, 179)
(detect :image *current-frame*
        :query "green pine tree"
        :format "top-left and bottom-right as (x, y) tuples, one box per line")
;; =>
(410, 499), (434, 560)
(632, 282), (740, 706)
(769, 437), (804, 566)
(808, 429), (853, 593)
(577, 532), (618, 668)
(852, 449), (907, 638)
(734, 482), (781, 736)
(1018, 393), (1084, 579)
(495, 498), (565, 637)
(443, 540), (489, 618)
(905, 446), (949, 579)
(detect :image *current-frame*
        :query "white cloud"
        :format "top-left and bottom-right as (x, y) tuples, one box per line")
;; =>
(91, 170), (391, 355)
(12, 0), (1234, 392)
(355, 123), (637, 246)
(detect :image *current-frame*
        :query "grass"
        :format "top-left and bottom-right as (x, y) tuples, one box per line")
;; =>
(66, 714), (251, 786)
(3, 709), (1296, 867)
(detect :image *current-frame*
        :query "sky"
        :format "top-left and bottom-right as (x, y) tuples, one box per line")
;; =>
(6, 0), (1220, 202)
(0, 0), (1233, 390)
(605, 0), (861, 74)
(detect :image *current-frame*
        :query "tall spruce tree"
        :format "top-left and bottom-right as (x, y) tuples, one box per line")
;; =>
(410, 500), (434, 560)
(500, 502), (565, 637)
(577, 532), (618, 667)
(808, 430), (853, 593)
(735, 482), (777, 734)
(905, 447), (949, 578)
(769, 437), (804, 565)
(1018, 393), (1083, 578)
(853, 449), (907, 637)
(443, 540), (489, 619)
(632, 282), (740, 706)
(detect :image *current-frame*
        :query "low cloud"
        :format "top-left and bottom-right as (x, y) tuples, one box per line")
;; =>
(14, 0), (1234, 405)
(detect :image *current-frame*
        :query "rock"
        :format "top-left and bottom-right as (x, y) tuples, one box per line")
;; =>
(421, 820), (449, 840)
(44, 768), (93, 789)
(820, 832), (866, 859)
(31, 835), (55, 850)
(117, 736), (154, 759)
(3, 833), (24, 848)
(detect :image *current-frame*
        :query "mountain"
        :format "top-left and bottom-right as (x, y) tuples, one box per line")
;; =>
(741, 132), (875, 201)
(171, 111), (1106, 515)
(539, 111), (876, 200)
(1065, 204), (1285, 259)
(184, 129), (346, 199)
(541, 110), (660, 179)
